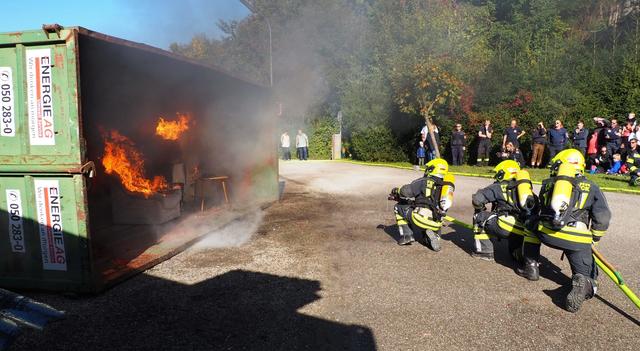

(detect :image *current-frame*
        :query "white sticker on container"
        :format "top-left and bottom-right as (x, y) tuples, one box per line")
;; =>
(34, 179), (67, 271)
(5, 189), (25, 253)
(26, 49), (55, 145)
(0, 67), (15, 137)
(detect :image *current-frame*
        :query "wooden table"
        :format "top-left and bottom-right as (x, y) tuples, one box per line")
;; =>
(195, 176), (229, 211)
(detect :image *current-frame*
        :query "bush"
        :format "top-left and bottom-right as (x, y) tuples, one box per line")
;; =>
(351, 125), (407, 162)
(308, 117), (338, 160)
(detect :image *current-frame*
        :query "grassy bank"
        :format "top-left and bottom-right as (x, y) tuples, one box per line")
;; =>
(338, 159), (640, 195)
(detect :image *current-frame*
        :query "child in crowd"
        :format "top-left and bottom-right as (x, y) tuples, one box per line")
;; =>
(417, 141), (427, 167)
(606, 154), (623, 174)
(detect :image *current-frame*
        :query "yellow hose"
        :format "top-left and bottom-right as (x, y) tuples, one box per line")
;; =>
(593, 254), (640, 309)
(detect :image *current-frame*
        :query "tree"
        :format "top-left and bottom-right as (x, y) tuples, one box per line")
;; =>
(391, 62), (463, 158)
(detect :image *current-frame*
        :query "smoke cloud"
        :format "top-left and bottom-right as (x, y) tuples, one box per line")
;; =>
(192, 209), (265, 249)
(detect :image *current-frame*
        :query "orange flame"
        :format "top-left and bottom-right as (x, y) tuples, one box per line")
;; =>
(155, 113), (190, 140)
(102, 130), (167, 197)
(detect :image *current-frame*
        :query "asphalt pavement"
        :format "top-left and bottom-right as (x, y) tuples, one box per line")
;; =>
(11, 161), (639, 350)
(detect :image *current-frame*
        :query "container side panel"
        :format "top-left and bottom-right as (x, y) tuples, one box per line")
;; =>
(0, 47), (21, 152)
(0, 174), (90, 291)
(0, 39), (82, 171)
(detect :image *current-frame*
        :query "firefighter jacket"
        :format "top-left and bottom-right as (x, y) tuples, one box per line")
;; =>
(626, 147), (640, 173)
(471, 180), (526, 218)
(537, 176), (611, 249)
(399, 175), (448, 219)
(471, 180), (535, 236)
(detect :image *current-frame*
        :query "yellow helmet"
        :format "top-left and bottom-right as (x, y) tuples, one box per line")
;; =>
(550, 148), (585, 175)
(493, 160), (521, 181)
(425, 158), (449, 178)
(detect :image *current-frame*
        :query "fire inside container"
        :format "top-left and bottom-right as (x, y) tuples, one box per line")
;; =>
(0, 26), (279, 292)
(110, 185), (182, 225)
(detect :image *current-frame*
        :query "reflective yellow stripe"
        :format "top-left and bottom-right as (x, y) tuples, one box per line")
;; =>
(578, 192), (587, 209)
(411, 212), (441, 230)
(395, 214), (404, 220)
(537, 224), (593, 244)
(397, 219), (408, 225)
(591, 229), (606, 237)
(497, 216), (528, 236)
(524, 235), (541, 244)
(474, 233), (490, 240)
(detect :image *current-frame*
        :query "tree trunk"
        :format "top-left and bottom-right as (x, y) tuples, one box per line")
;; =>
(424, 117), (441, 159)
(422, 95), (443, 159)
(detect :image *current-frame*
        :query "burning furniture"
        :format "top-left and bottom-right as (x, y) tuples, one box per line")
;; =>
(110, 185), (182, 225)
(0, 26), (278, 292)
(195, 175), (230, 211)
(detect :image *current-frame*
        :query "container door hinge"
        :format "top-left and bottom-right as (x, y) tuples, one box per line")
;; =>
(42, 24), (64, 39)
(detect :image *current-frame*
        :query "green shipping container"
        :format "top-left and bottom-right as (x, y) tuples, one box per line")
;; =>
(0, 28), (82, 172)
(0, 26), (278, 292)
(0, 174), (90, 291)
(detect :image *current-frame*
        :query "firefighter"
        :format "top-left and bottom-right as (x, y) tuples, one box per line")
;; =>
(626, 137), (640, 186)
(536, 149), (611, 312)
(471, 160), (541, 281)
(390, 158), (455, 251)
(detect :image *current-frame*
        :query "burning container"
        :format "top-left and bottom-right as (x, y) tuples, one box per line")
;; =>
(0, 26), (278, 292)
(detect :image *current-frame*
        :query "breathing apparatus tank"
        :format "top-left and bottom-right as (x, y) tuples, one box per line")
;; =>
(439, 173), (455, 211)
(550, 162), (575, 227)
(515, 170), (535, 211)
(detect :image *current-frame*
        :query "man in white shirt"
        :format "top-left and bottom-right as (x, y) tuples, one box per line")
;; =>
(296, 129), (309, 160)
(280, 132), (291, 160)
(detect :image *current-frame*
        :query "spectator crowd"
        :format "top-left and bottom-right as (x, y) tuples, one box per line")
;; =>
(417, 112), (640, 186)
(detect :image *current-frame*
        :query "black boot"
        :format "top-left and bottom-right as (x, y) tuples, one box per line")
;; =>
(397, 224), (415, 245)
(516, 260), (540, 281)
(566, 274), (593, 312)
(425, 230), (441, 252)
(471, 251), (494, 261)
(397, 234), (415, 245)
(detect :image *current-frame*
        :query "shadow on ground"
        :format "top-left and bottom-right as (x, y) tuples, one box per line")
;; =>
(437, 222), (570, 286)
(14, 270), (376, 351)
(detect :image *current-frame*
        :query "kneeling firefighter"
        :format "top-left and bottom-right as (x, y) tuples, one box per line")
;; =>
(536, 149), (611, 312)
(471, 160), (541, 280)
(389, 158), (455, 251)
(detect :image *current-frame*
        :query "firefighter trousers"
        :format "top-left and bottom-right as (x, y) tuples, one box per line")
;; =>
(537, 236), (598, 282)
(394, 203), (442, 238)
(473, 212), (541, 264)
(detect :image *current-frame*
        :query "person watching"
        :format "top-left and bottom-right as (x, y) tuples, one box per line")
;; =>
(605, 118), (622, 154)
(477, 120), (493, 166)
(503, 119), (525, 149)
(626, 137), (640, 186)
(606, 154), (623, 175)
(547, 120), (568, 161)
(498, 141), (525, 167)
(531, 122), (547, 168)
(589, 146), (612, 174)
(451, 124), (466, 166)
(572, 121), (589, 156)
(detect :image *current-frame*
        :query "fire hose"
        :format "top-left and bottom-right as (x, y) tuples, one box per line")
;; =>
(442, 215), (640, 310)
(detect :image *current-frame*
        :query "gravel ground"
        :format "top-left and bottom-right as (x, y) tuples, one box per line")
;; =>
(11, 161), (640, 350)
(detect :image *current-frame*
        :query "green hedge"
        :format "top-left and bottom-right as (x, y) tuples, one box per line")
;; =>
(308, 117), (337, 160)
(351, 126), (407, 162)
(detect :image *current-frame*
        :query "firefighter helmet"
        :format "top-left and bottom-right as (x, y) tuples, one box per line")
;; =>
(425, 158), (449, 178)
(550, 148), (585, 175)
(493, 160), (521, 181)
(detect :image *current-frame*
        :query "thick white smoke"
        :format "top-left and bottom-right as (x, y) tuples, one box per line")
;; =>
(192, 209), (265, 249)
